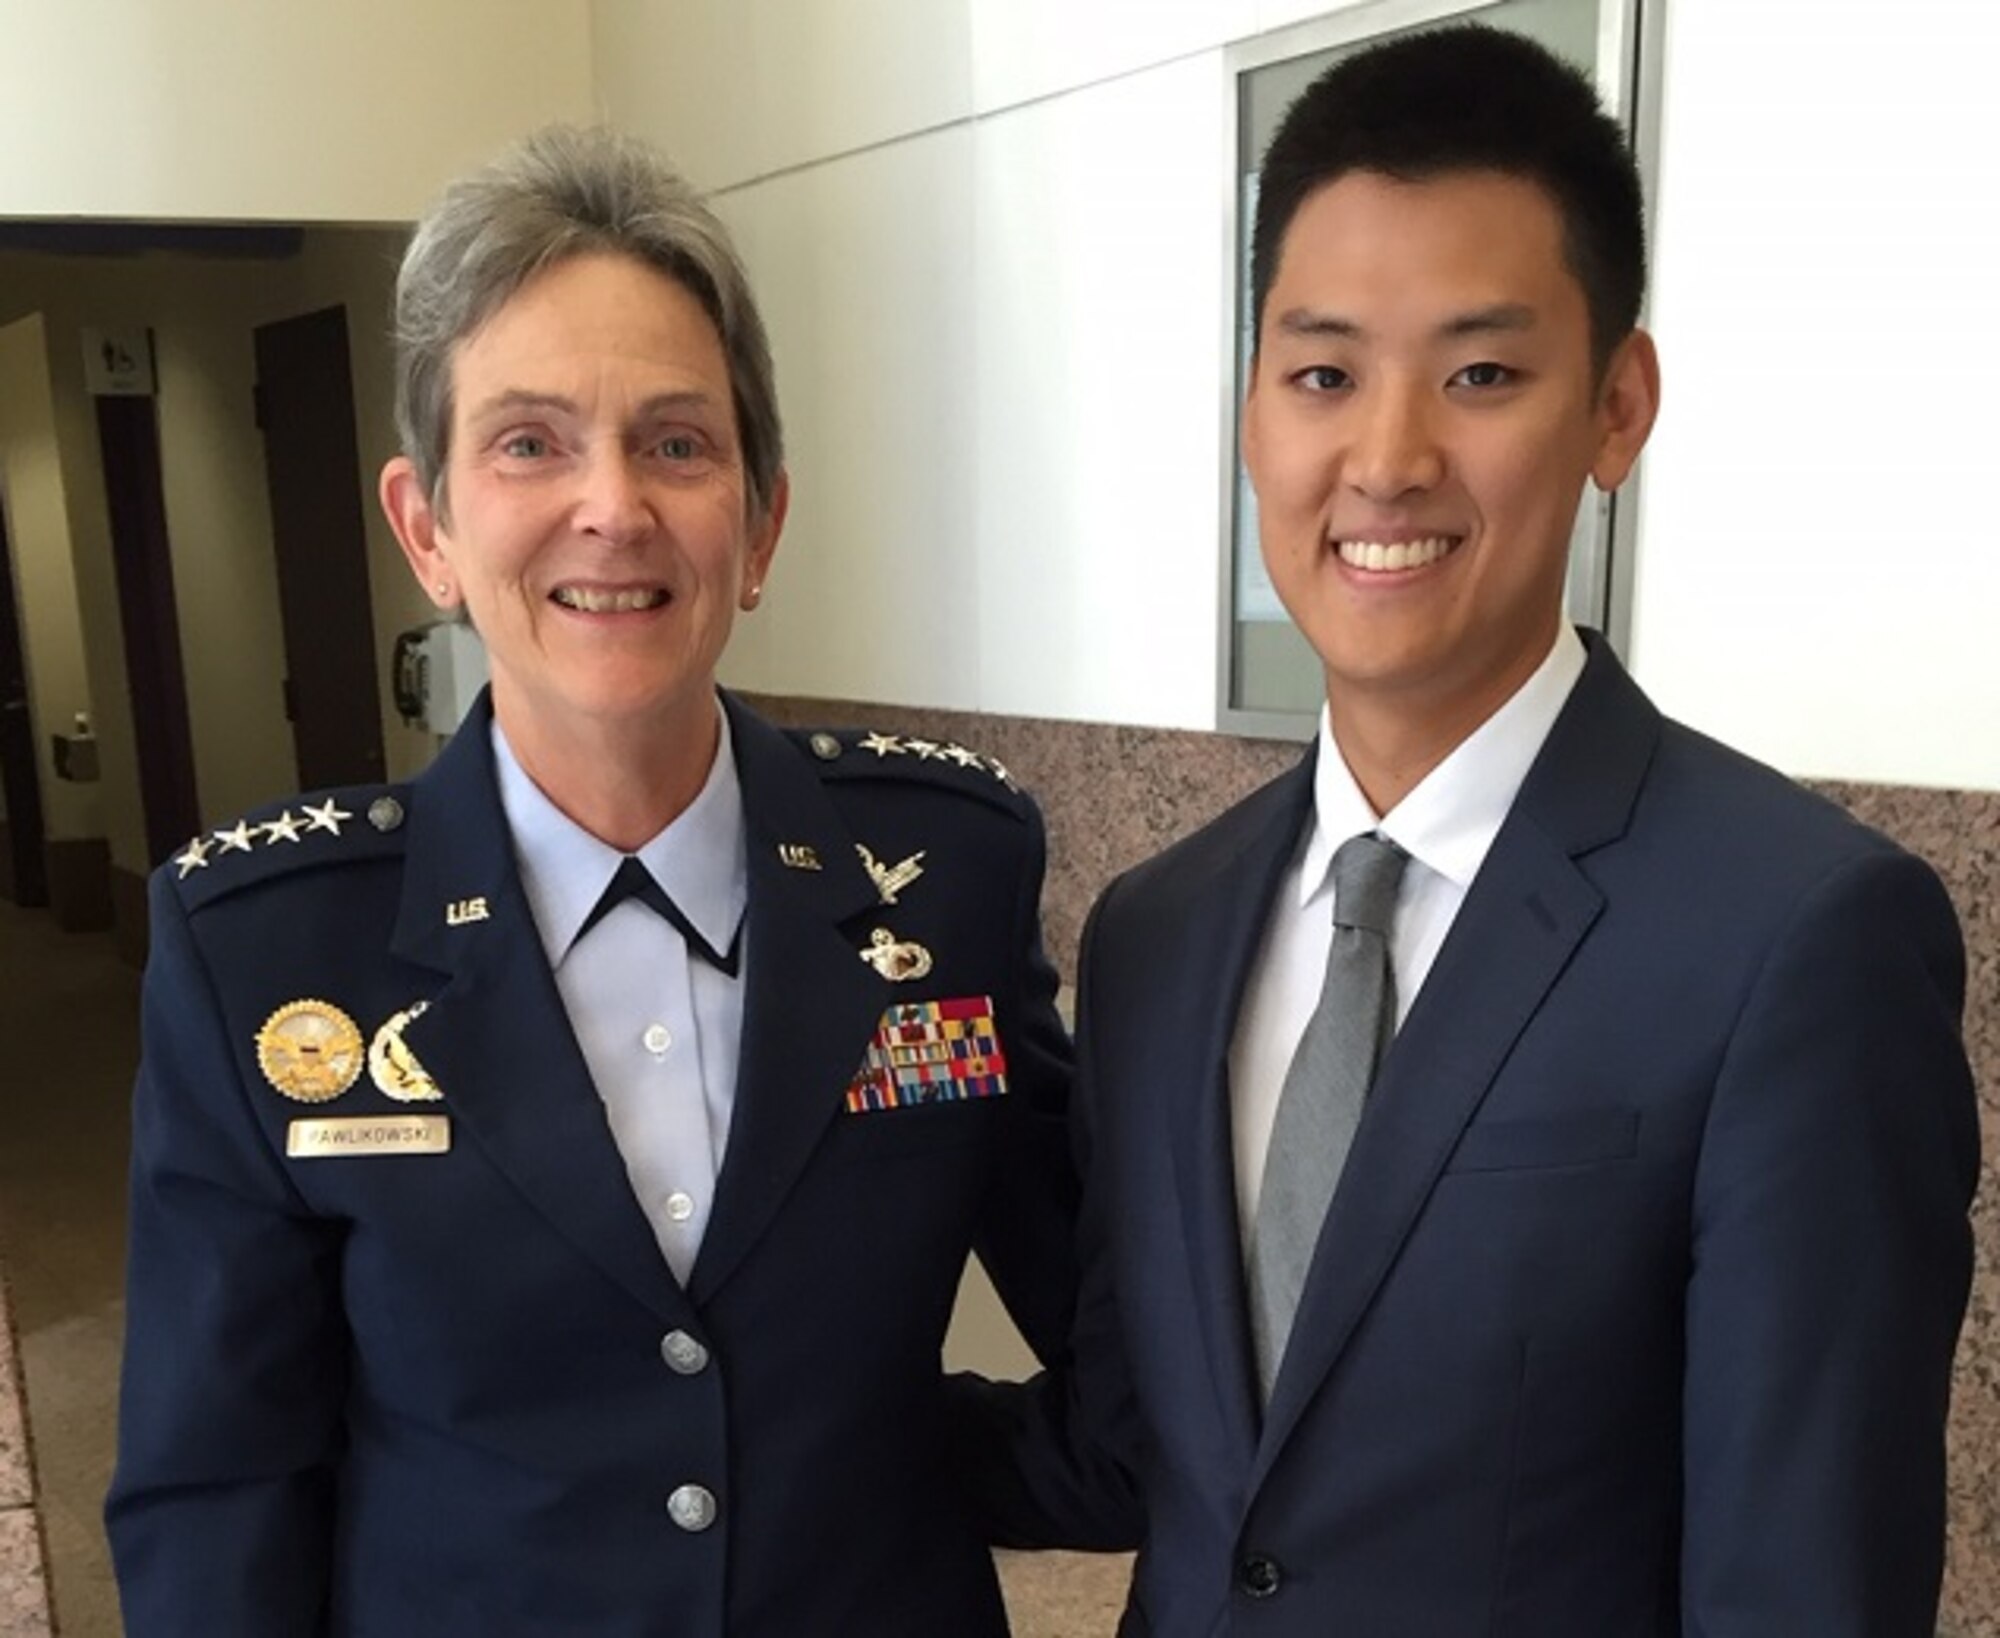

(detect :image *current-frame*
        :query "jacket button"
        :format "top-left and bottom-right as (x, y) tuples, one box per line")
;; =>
(1237, 1552), (1282, 1598)
(667, 1483), (717, 1532)
(661, 1329), (709, 1375)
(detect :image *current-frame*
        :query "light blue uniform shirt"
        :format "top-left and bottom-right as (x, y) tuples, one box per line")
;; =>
(492, 707), (748, 1285)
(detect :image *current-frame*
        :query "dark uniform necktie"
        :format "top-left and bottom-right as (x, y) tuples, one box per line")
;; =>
(577, 855), (743, 977)
(1248, 831), (1409, 1403)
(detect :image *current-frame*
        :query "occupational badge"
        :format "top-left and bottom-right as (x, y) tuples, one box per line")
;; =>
(368, 1001), (443, 1102)
(859, 926), (933, 983)
(255, 999), (365, 1104)
(856, 844), (925, 905)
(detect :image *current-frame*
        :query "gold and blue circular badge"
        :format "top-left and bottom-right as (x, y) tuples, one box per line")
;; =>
(255, 999), (365, 1104)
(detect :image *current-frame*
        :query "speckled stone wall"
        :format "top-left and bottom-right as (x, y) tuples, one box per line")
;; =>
(0, 1269), (52, 1638)
(748, 692), (2000, 1638)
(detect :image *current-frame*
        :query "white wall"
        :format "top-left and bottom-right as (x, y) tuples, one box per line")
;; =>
(599, 0), (2000, 792)
(0, 0), (595, 223)
(1629, 2), (2000, 789)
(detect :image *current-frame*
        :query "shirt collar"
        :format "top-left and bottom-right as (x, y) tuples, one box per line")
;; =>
(493, 701), (749, 969)
(1300, 624), (1587, 905)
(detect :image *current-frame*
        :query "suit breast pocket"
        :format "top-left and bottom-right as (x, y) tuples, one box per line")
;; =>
(835, 1096), (1001, 1163)
(1443, 1106), (1640, 1174)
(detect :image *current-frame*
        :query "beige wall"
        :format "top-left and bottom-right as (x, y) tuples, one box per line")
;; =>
(0, 315), (100, 841)
(0, 1), (594, 223)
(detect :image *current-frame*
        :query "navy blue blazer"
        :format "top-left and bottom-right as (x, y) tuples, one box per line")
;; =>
(109, 692), (1079, 1637)
(988, 635), (1977, 1635)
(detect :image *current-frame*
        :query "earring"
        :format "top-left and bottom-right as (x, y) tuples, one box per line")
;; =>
(435, 582), (452, 599)
(744, 583), (762, 607)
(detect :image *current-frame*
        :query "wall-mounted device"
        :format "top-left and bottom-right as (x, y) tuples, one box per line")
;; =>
(392, 620), (488, 736)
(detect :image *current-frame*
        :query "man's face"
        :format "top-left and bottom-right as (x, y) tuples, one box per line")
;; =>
(384, 252), (784, 759)
(1244, 168), (1655, 755)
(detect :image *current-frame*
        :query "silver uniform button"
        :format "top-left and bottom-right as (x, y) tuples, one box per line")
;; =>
(642, 1022), (672, 1055)
(661, 1330), (709, 1375)
(665, 1191), (696, 1223)
(810, 732), (842, 761)
(668, 1483), (717, 1532)
(367, 796), (405, 833)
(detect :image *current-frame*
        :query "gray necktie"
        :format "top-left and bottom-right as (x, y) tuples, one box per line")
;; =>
(1248, 831), (1409, 1402)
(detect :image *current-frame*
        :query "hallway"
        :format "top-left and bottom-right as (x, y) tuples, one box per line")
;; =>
(0, 896), (133, 1637)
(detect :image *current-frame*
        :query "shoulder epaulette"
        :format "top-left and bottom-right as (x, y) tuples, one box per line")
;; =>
(167, 785), (413, 911)
(788, 726), (1028, 816)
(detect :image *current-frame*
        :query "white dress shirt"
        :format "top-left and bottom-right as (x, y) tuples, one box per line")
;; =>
(1230, 626), (1587, 1240)
(494, 706), (748, 1284)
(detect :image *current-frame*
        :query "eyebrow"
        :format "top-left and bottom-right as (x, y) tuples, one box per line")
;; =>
(464, 388), (719, 422)
(1271, 303), (1539, 341)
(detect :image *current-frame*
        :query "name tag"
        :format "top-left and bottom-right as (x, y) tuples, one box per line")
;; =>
(288, 1114), (451, 1157)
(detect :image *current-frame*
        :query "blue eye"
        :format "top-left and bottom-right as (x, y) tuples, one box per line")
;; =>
(499, 432), (550, 458)
(657, 434), (701, 460)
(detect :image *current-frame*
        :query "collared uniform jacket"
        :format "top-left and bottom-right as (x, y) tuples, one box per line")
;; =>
(108, 691), (1080, 1637)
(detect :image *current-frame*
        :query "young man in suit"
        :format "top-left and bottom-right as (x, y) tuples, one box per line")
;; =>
(977, 23), (1979, 1635)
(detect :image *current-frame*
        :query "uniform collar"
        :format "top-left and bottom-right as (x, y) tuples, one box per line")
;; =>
(1300, 623), (1587, 905)
(493, 700), (749, 970)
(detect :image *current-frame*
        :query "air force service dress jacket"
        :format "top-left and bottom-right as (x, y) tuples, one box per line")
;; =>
(988, 633), (1978, 1636)
(108, 690), (1080, 1637)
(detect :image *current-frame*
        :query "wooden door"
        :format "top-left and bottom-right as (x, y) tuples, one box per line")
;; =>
(253, 306), (386, 791)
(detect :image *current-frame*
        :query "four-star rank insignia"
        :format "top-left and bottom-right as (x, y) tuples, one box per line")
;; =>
(256, 999), (366, 1103)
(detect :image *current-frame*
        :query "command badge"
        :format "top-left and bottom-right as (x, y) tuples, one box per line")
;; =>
(369, 1001), (443, 1102)
(256, 1000), (365, 1103)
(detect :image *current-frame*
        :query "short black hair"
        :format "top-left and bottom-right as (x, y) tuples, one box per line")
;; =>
(1251, 23), (1646, 371)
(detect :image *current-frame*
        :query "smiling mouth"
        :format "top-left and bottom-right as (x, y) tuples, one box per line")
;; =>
(1331, 535), (1460, 572)
(551, 586), (670, 613)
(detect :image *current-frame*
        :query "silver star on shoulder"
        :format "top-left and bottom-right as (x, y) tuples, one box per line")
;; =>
(903, 737), (945, 760)
(857, 844), (926, 905)
(263, 810), (305, 845)
(983, 755), (1018, 790)
(212, 820), (258, 854)
(858, 731), (904, 757)
(301, 798), (353, 836)
(942, 744), (984, 768)
(173, 835), (214, 879)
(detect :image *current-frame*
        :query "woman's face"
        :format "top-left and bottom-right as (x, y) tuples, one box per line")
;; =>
(384, 252), (784, 760)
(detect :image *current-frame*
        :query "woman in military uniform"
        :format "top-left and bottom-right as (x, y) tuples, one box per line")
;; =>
(108, 127), (1109, 1636)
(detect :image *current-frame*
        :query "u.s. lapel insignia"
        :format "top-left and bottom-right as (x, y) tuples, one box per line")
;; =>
(368, 1001), (443, 1102)
(256, 999), (365, 1103)
(779, 842), (823, 871)
(857, 844), (925, 905)
(445, 896), (489, 927)
(860, 926), (934, 982)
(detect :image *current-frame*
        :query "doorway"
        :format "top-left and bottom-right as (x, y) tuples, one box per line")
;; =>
(253, 305), (387, 791)
(97, 393), (201, 868)
(0, 489), (50, 905)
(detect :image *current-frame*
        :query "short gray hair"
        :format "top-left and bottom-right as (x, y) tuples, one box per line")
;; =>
(391, 125), (784, 521)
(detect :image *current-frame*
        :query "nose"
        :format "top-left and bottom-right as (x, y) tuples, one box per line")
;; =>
(1345, 380), (1444, 502)
(574, 449), (653, 545)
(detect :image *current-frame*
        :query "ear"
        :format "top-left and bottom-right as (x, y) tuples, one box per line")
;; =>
(381, 457), (457, 610)
(739, 468), (790, 611)
(1590, 328), (1661, 493)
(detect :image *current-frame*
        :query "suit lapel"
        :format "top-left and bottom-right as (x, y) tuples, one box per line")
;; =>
(688, 697), (884, 1303)
(388, 696), (688, 1324)
(1253, 636), (1661, 1471)
(1162, 756), (1317, 1455)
